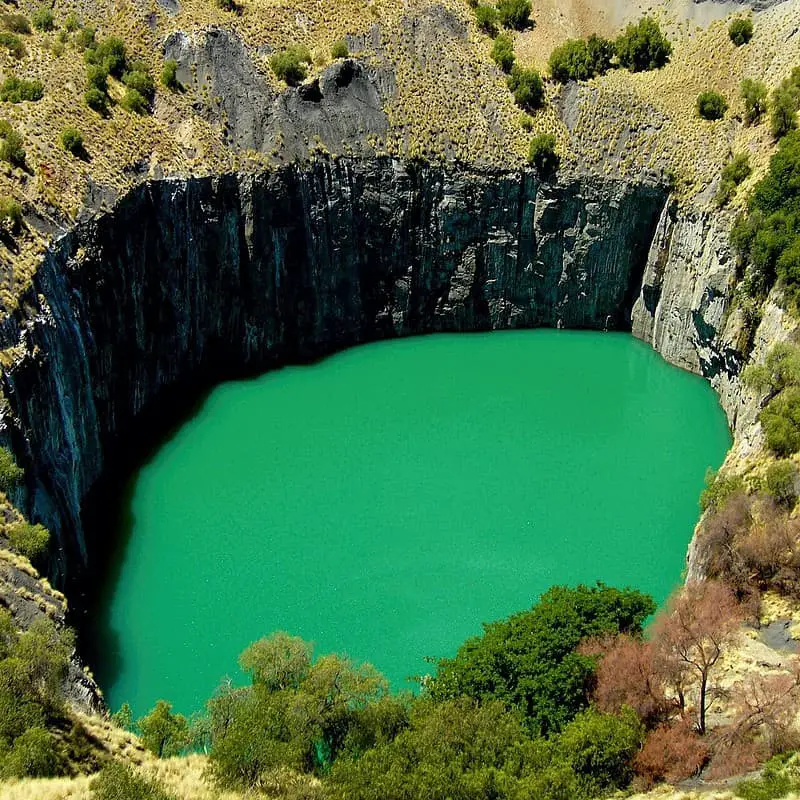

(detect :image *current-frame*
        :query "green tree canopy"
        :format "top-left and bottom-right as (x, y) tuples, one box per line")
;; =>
(615, 17), (672, 72)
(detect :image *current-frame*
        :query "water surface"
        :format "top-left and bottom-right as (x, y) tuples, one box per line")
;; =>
(86, 331), (731, 716)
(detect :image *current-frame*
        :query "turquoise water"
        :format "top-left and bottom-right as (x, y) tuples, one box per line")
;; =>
(86, 331), (731, 717)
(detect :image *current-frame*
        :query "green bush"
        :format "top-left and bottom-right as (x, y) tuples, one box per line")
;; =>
(549, 35), (613, 82)
(474, 4), (498, 35)
(122, 68), (154, 101)
(699, 468), (744, 512)
(0, 197), (22, 230)
(1, 14), (30, 34)
(63, 12), (79, 32)
(0, 76), (43, 103)
(31, 8), (54, 32)
(430, 583), (654, 735)
(729, 17), (753, 46)
(762, 387), (800, 455)
(73, 25), (95, 50)
(490, 33), (515, 72)
(528, 133), (559, 178)
(507, 65), (544, 110)
(269, 45), (311, 84)
(111, 702), (133, 730)
(59, 127), (83, 156)
(741, 78), (768, 125)
(2, 726), (61, 778)
(615, 16), (672, 72)
(0, 125), (25, 167)
(160, 59), (179, 90)
(715, 152), (751, 206)
(0, 448), (22, 491)
(697, 90), (728, 120)
(86, 64), (108, 92)
(138, 700), (190, 758)
(92, 761), (176, 800)
(84, 87), (107, 114)
(6, 521), (49, 562)
(765, 459), (798, 505)
(0, 33), (25, 58)
(771, 85), (798, 139)
(86, 35), (127, 77)
(331, 39), (348, 58)
(120, 88), (148, 115)
(497, 0), (531, 29)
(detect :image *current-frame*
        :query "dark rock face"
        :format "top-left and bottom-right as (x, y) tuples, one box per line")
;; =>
(0, 158), (668, 585)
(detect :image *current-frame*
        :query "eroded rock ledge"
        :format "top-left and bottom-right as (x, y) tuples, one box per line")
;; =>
(0, 157), (747, 602)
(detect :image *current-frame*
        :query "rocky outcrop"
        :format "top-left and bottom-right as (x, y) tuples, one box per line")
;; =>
(0, 158), (669, 584)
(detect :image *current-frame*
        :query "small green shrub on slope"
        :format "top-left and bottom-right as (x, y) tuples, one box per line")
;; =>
(741, 78), (768, 125)
(474, 4), (498, 36)
(549, 35), (613, 82)
(6, 521), (49, 562)
(31, 7), (54, 32)
(0, 447), (22, 491)
(0, 76), (43, 103)
(269, 45), (311, 85)
(92, 761), (176, 800)
(715, 152), (751, 207)
(491, 34), (515, 72)
(615, 17), (672, 72)
(497, 0), (530, 30)
(697, 90), (728, 120)
(528, 133), (559, 177)
(507, 65), (544, 111)
(729, 17), (753, 46)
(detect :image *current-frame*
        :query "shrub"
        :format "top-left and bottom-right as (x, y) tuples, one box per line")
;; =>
(1, 14), (30, 34)
(73, 25), (95, 50)
(761, 386), (800, 455)
(0, 76), (43, 103)
(269, 45), (311, 84)
(0, 448), (22, 492)
(138, 700), (190, 757)
(770, 86), (798, 139)
(507, 65), (544, 110)
(63, 12), (79, 32)
(122, 68), (154, 101)
(59, 127), (83, 156)
(160, 59), (179, 90)
(31, 8), (54, 32)
(634, 722), (709, 787)
(529, 133), (559, 178)
(490, 33), (515, 72)
(549, 35), (614, 82)
(6, 521), (49, 562)
(697, 90), (728, 120)
(92, 761), (176, 800)
(2, 727), (61, 777)
(615, 17), (672, 72)
(0, 126), (24, 167)
(715, 152), (751, 206)
(0, 197), (22, 230)
(120, 88), (148, 115)
(729, 17), (754, 46)
(474, 4), (498, 35)
(330, 39), (348, 58)
(497, 0), (531, 29)
(84, 87), (107, 114)
(741, 78), (768, 125)
(700, 467), (745, 512)
(86, 36), (127, 77)
(86, 63), (108, 92)
(0, 33), (25, 58)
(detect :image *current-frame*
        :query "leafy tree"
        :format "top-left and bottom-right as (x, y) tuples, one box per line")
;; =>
(761, 386), (800, 455)
(548, 36), (614, 83)
(431, 583), (655, 735)
(490, 33), (515, 72)
(507, 65), (543, 111)
(331, 39), (349, 58)
(239, 631), (311, 690)
(0, 75), (43, 103)
(269, 45), (311, 84)
(6, 521), (49, 562)
(31, 7), (54, 32)
(741, 78), (768, 125)
(1, 14), (30, 34)
(2, 726), (61, 777)
(651, 581), (741, 735)
(59, 126), (84, 157)
(92, 761), (176, 800)
(137, 700), (190, 758)
(86, 36), (127, 77)
(497, 0), (530, 29)
(729, 17), (754, 46)
(615, 17), (672, 72)
(111, 701), (133, 730)
(528, 133), (559, 178)
(0, 447), (22, 492)
(160, 59), (179, 90)
(474, 4), (498, 36)
(122, 65), (155, 101)
(0, 33), (25, 59)
(697, 90), (728, 120)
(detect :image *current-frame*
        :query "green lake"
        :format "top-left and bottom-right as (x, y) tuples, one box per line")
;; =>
(85, 330), (732, 716)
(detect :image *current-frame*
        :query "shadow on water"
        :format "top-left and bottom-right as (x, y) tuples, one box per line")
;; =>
(73, 383), (215, 709)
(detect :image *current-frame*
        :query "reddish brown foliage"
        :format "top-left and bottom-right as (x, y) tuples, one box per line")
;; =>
(585, 635), (671, 728)
(634, 721), (709, 787)
(651, 581), (742, 735)
(705, 738), (766, 780)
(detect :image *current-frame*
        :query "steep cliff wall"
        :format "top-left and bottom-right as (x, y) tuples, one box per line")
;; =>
(0, 157), (671, 585)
